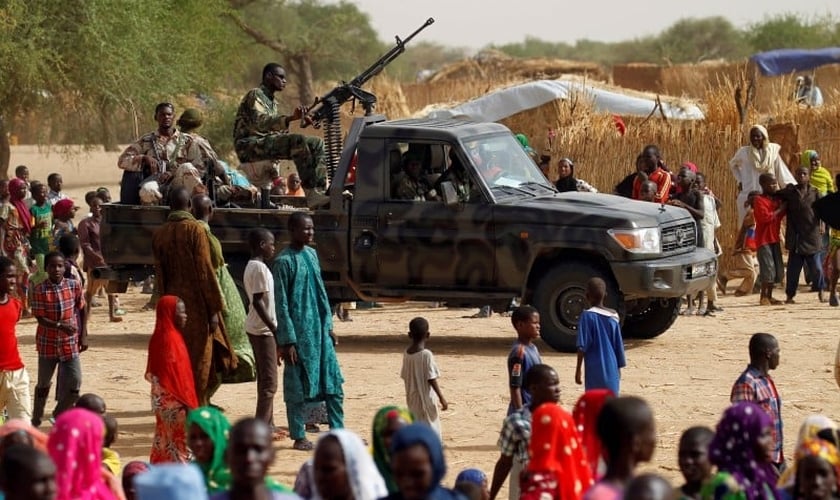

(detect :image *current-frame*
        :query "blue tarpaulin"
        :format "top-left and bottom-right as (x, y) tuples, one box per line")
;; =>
(751, 47), (840, 76)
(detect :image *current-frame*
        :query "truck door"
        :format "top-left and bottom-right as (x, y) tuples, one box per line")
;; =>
(375, 142), (496, 288)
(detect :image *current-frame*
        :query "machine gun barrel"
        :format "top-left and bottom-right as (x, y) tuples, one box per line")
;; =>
(307, 17), (434, 124)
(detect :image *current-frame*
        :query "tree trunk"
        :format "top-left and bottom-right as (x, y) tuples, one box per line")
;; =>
(100, 100), (120, 152)
(0, 117), (10, 181)
(289, 53), (315, 108)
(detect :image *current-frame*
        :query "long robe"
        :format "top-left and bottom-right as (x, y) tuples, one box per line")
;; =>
(152, 211), (236, 405)
(273, 246), (343, 404)
(196, 220), (256, 384)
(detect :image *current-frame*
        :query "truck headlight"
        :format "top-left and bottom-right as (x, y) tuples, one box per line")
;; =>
(608, 228), (661, 253)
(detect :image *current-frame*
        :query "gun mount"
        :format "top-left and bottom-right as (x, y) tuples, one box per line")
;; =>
(304, 17), (434, 181)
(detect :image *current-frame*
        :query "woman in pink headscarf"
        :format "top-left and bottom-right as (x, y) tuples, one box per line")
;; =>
(48, 408), (124, 500)
(3, 178), (31, 314)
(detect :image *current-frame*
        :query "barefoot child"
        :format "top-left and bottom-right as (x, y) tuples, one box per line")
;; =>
(676, 426), (714, 500)
(30, 251), (86, 427)
(507, 305), (542, 414)
(575, 277), (626, 395)
(401, 317), (448, 438)
(244, 228), (283, 438)
(0, 256), (32, 421)
(754, 173), (785, 305)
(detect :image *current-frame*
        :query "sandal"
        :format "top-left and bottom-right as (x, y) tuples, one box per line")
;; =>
(305, 423), (320, 433)
(272, 429), (289, 441)
(109, 316), (124, 323)
(293, 439), (314, 451)
(113, 308), (126, 316)
(90, 299), (103, 308)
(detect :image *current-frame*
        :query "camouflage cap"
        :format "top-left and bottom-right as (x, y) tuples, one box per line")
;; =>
(177, 108), (203, 130)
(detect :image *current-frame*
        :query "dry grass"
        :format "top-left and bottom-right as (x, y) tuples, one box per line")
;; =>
(376, 69), (840, 272)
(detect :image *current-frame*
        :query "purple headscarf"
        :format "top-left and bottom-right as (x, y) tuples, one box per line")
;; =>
(709, 402), (780, 500)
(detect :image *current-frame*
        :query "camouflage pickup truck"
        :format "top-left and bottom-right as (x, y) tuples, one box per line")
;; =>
(100, 114), (717, 352)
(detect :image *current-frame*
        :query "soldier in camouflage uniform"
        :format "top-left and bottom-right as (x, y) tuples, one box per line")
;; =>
(117, 103), (207, 205)
(394, 154), (437, 201)
(233, 63), (326, 190)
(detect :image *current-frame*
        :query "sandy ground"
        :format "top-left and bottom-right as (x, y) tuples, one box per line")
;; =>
(11, 146), (840, 495)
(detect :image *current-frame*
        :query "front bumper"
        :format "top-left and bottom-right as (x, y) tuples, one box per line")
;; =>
(611, 248), (718, 299)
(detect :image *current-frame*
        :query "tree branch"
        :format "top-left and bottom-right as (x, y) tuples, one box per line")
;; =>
(224, 11), (288, 54)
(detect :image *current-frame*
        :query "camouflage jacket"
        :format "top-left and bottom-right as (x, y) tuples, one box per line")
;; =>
(117, 130), (205, 173)
(233, 84), (290, 144)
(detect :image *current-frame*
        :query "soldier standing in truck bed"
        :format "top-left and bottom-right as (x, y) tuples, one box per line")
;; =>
(233, 63), (327, 191)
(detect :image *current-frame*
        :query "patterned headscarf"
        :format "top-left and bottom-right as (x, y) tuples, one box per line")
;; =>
(801, 149), (820, 169)
(779, 415), (839, 488)
(372, 406), (414, 493)
(312, 430), (388, 500)
(794, 438), (840, 496)
(391, 423), (461, 500)
(186, 406), (231, 493)
(526, 403), (593, 500)
(48, 408), (117, 500)
(708, 402), (780, 500)
(573, 389), (613, 478)
(52, 198), (76, 220)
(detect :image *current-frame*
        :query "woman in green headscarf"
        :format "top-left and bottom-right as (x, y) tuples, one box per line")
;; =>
(187, 406), (288, 494)
(372, 406), (414, 493)
(187, 406), (233, 493)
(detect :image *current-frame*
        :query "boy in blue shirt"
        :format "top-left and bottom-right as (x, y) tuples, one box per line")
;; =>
(574, 277), (626, 395)
(507, 305), (542, 415)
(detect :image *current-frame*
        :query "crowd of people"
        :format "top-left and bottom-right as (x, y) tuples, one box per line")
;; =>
(0, 60), (836, 499)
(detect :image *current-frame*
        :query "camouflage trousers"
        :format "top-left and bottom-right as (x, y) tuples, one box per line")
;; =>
(236, 133), (326, 189)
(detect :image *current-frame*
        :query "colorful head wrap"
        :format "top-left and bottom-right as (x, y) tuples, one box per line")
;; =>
(52, 198), (76, 220)
(708, 402), (779, 500)
(526, 402), (593, 499)
(573, 389), (613, 478)
(372, 406), (414, 493)
(794, 438), (840, 496)
(186, 406), (231, 493)
(801, 149), (820, 169)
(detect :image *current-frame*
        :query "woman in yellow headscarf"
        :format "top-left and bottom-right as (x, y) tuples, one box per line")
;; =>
(779, 438), (840, 500)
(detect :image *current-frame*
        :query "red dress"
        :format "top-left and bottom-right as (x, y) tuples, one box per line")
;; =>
(146, 296), (199, 463)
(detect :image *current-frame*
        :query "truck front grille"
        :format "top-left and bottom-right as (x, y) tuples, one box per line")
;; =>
(661, 222), (696, 253)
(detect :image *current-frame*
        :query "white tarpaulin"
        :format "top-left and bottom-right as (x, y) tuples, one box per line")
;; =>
(425, 79), (705, 121)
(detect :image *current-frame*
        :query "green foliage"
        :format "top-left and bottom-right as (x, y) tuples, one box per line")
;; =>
(747, 13), (838, 52)
(655, 17), (747, 63)
(235, 0), (385, 82)
(488, 13), (840, 66)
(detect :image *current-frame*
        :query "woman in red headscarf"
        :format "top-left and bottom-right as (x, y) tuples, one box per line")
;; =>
(573, 389), (614, 479)
(146, 295), (199, 463)
(3, 178), (31, 314)
(520, 402), (593, 500)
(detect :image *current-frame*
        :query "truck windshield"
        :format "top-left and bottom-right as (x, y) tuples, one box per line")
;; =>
(463, 134), (556, 197)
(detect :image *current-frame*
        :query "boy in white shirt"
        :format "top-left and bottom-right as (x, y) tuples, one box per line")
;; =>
(244, 228), (283, 439)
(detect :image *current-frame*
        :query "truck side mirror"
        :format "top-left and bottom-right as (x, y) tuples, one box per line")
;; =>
(440, 181), (459, 208)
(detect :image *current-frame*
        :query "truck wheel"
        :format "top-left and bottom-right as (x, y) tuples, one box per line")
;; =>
(532, 262), (620, 352)
(622, 298), (680, 339)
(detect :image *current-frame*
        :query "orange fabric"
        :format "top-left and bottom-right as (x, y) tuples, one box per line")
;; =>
(632, 167), (672, 203)
(525, 403), (593, 500)
(287, 186), (306, 197)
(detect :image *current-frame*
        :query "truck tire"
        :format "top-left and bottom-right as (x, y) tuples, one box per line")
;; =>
(622, 298), (680, 339)
(532, 262), (620, 352)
